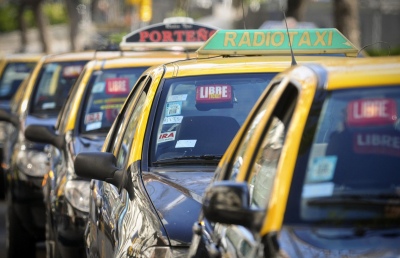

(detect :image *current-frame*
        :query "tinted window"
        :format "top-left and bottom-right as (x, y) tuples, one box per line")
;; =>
(150, 73), (276, 165)
(286, 86), (400, 225)
(0, 62), (36, 100)
(79, 67), (147, 134)
(30, 61), (87, 115)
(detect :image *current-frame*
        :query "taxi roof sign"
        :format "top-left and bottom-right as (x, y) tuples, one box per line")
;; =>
(196, 28), (359, 57)
(120, 18), (218, 51)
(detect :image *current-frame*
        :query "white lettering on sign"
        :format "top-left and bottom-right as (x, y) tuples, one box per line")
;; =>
(196, 85), (232, 103)
(356, 134), (400, 149)
(157, 131), (176, 143)
(352, 100), (390, 119)
(106, 78), (130, 94)
(347, 99), (397, 126)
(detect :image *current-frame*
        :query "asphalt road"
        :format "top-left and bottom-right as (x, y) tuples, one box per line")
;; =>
(0, 201), (45, 258)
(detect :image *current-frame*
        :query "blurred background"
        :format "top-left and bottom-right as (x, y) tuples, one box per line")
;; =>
(0, 0), (399, 56)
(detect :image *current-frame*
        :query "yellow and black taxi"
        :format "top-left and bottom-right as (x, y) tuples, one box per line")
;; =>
(23, 19), (216, 258)
(189, 56), (400, 258)
(0, 51), (119, 257)
(73, 28), (360, 257)
(0, 53), (42, 198)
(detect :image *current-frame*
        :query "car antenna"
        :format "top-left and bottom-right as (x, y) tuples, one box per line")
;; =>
(241, 0), (246, 29)
(282, 8), (297, 66)
(357, 41), (391, 57)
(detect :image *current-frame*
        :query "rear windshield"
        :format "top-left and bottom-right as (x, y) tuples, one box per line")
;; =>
(150, 73), (276, 165)
(30, 61), (87, 116)
(79, 67), (147, 134)
(0, 62), (36, 100)
(286, 86), (400, 226)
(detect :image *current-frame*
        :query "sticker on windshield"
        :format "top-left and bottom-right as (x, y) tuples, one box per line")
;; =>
(106, 78), (130, 95)
(196, 84), (232, 103)
(167, 94), (187, 102)
(347, 98), (397, 126)
(163, 116), (183, 124)
(92, 82), (105, 93)
(175, 140), (197, 148)
(62, 65), (83, 78)
(85, 112), (103, 124)
(42, 102), (56, 109)
(86, 122), (102, 131)
(301, 182), (334, 198)
(353, 132), (400, 157)
(157, 131), (176, 143)
(307, 156), (337, 182)
(166, 102), (182, 116)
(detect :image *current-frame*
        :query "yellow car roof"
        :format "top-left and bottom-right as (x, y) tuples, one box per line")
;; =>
(1, 53), (43, 63)
(160, 55), (357, 78)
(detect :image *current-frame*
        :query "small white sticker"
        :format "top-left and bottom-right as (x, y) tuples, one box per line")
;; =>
(157, 131), (176, 143)
(175, 140), (197, 148)
(86, 121), (102, 131)
(85, 112), (103, 124)
(163, 116), (183, 125)
(307, 156), (337, 182)
(302, 182), (334, 198)
(168, 94), (187, 102)
(42, 102), (56, 109)
(166, 102), (182, 116)
(92, 82), (105, 93)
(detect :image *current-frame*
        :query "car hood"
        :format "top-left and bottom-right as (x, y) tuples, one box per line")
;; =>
(279, 225), (400, 257)
(143, 169), (215, 246)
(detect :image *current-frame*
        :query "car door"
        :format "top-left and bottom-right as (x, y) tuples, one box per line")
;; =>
(94, 75), (151, 257)
(211, 81), (300, 258)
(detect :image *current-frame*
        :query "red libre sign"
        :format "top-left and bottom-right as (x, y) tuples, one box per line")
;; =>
(347, 98), (397, 126)
(196, 85), (232, 103)
(106, 78), (130, 95)
(353, 132), (400, 157)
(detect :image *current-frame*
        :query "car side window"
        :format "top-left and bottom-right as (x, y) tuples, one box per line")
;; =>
(108, 76), (148, 153)
(113, 77), (151, 168)
(247, 83), (298, 209)
(227, 84), (279, 181)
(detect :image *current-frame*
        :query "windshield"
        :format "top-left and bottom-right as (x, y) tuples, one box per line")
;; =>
(286, 86), (400, 227)
(150, 73), (276, 165)
(79, 67), (147, 134)
(0, 62), (36, 100)
(30, 61), (87, 115)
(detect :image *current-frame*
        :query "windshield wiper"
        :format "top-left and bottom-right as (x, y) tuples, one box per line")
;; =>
(153, 154), (222, 165)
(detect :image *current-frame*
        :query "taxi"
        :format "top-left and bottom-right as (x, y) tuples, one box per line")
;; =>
(73, 28), (360, 257)
(0, 53), (42, 198)
(0, 51), (122, 257)
(190, 56), (400, 257)
(23, 19), (216, 258)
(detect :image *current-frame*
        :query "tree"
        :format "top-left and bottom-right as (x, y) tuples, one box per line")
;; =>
(17, 0), (50, 53)
(64, 0), (81, 51)
(334, 0), (361, 48)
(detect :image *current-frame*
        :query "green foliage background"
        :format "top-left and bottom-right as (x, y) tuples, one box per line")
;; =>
(0, 2), (67, 32)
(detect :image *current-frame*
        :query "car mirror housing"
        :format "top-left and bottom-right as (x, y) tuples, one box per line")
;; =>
(0, 108), (19, 128)
(74, 152), (134, 199)
(202, 181), (265, 232)
(24, 124), (64, 149)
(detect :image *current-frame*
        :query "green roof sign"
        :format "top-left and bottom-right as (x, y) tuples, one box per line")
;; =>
(197, 29), (359, 57)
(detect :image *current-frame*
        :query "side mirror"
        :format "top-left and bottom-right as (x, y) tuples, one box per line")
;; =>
(24, 124), (64, 149)
(202, 181), (265, 232)
(0, 109), (19, 127)
(74, 152), (134, 198)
